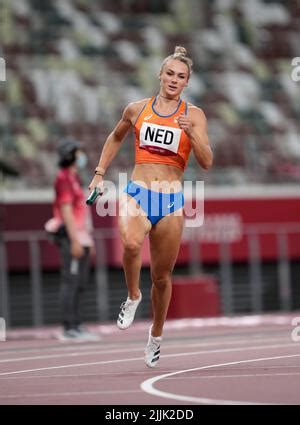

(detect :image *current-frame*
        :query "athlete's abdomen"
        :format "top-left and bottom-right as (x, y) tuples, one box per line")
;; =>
(131, 163), (183, 192)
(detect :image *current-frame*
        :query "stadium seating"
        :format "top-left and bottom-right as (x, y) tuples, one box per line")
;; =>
(1, 0), (300, 187)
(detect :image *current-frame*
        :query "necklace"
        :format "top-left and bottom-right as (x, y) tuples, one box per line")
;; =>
(159, 94), (180, 102)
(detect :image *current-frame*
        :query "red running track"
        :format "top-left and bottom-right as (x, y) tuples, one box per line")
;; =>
(0, 313), (300, 405)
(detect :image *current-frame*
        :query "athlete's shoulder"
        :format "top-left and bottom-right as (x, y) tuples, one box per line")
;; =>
(126, 98), (151, 114)
(187, 103), (207, 121)
(123, 98), (151, 123)
(187, 102), (205, 113)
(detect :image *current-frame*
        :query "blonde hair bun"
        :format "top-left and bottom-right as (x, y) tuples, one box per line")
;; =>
(160, 45), (193, 77)
(174, 46), (187, 56)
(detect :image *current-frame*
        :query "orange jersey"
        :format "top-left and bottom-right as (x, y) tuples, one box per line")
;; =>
(134, 96), (191, 171)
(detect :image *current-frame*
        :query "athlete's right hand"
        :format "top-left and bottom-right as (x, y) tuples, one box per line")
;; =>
(88, 174), (104, 193)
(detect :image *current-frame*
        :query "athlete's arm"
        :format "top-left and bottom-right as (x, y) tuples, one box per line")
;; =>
(88, 104), (134, 191)
(178, 107), (213, 170)
(95, 105), (133, 173)
(89, 100), (148, 191)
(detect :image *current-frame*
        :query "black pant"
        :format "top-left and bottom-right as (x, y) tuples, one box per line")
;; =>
(56, 237), (90, 331)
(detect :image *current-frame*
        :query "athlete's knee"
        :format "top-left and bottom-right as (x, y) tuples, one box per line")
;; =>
(123, 239), (142, 256)
(151, 271), (172, 290)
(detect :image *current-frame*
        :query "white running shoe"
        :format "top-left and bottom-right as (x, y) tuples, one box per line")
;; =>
(117, 292), (142, 330)
(144, 326), (162, 368)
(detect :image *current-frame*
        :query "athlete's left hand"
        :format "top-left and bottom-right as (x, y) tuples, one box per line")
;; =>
(177, 113), (193, 136)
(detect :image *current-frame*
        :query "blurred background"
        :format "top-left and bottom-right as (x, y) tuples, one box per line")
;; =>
(0, 0), (300, 330)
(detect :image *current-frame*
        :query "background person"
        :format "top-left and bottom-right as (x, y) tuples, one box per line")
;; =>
(46, 137), (100, 341)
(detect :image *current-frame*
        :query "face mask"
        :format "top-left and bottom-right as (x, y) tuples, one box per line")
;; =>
(76, 152), (88, 169)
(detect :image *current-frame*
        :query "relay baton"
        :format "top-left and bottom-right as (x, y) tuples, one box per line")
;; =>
(86, 187), (103, 205)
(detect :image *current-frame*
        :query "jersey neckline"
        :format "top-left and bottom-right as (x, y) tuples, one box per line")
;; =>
(151, 95), (183, 118)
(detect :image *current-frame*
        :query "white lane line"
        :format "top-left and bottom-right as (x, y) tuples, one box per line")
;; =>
(0, 343), (121, 358)
(0, 357), (143, 376)
(0, 389), (141, 400)
(0, 342), (297, 377)
(2, 366), (299, 381)
(0, 370), (176, 380)
(140, 353), (300, 405)
(164, 371), (300, 380)
(0, 347), (143, 364)
(0, 335), (289, 364)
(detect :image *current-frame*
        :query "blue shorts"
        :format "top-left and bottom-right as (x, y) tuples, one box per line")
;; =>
(123, 180), (184, 226)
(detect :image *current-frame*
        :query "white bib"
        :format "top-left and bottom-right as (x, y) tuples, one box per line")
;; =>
(140, 122), (181, 154)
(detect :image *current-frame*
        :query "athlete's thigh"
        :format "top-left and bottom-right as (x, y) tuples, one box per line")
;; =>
(118, 193), (151, 244)
(149, 212), (184, 273)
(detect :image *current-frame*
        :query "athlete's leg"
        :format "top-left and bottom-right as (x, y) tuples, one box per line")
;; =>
(118, 193), (151, 300)
(149, 211), (183, 337)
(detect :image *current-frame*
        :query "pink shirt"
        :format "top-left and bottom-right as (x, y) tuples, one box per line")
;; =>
(53, 168), (94, 247)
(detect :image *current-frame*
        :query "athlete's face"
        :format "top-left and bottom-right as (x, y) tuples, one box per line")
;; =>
(159, 59), (189, 98)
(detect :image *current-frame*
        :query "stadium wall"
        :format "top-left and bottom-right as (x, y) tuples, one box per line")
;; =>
(2, 186), (300, 271)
